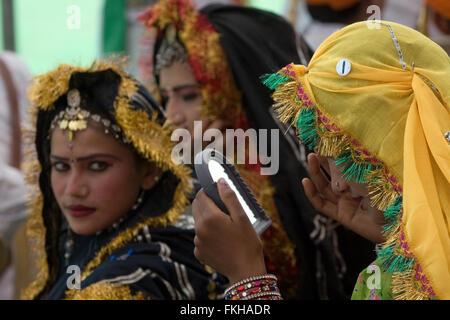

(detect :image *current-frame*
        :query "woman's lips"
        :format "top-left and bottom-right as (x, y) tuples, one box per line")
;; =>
(67, 205), (96, 217)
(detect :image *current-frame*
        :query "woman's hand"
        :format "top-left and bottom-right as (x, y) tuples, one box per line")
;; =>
(193, 178), (267, 284)
(302, 153), (385, 243)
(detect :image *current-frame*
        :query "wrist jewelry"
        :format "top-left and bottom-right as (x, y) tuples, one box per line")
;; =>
(224, 274), (282, 300)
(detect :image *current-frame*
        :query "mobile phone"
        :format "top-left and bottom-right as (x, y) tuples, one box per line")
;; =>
(194, 149), (272, 235)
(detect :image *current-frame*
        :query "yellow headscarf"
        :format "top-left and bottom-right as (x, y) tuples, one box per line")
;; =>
(264, 21), (450, 299)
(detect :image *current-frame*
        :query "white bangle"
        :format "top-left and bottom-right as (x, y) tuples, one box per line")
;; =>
(242, 291), (282, 300)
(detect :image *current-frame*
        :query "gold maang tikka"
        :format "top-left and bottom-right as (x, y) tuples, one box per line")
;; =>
(60, 89), (86, 141)
(154, 24), (188, 75)
(49, 89), (127, 143)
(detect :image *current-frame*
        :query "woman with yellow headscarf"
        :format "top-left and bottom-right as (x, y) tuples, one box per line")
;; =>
(191, 20), (449, 300)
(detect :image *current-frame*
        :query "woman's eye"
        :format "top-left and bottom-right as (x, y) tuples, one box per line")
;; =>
(181, 92), (199, 102)
(89, 161), (109, 171)
(52, 162), (70, 172)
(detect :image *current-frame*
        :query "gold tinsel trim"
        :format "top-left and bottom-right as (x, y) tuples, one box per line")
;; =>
(21, 58), (193, 299)
(20, 104), (48, 300)
(392, 269), (430, 300)
(65, 282), (148, 300)
(272, 80), (302, 126)
(366, 169), (401, 212)
(28, 58), (129, 111)
(316, 134), (350, 159)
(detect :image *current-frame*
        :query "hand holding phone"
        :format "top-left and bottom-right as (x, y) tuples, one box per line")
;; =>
(194, 149), (271, 235)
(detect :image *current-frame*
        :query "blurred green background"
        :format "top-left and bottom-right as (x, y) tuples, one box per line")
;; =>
(0, 0), (285, 76)
(4, 0), (105, 74)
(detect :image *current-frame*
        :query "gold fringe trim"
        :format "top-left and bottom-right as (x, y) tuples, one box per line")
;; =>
(392, 270), (430, 300)
(383, 224), (402, 246)
(316, 134), (350, 159)
(271, 80), (302, 126)
(366, 169), (401, 212)
(65, 282), (148, 300)
(28, 57), (130, 111)
(389, 237), (434, 300)
(21, 104), (49, 300)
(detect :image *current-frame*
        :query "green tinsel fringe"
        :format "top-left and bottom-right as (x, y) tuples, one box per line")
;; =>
(296, 108), (318, 150)
(335, 150), (381, 183)
(383, 195), (403, 231)
(378, 195), (414, 274)
(379, 244), (415, 273)
(260, 73), (291, 90)
(381, 195), (402, 236)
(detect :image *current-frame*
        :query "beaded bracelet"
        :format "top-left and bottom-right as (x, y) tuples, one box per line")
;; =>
(224, 274), (278, 295)
(227, 283), (280, 300)
(224, 274), (282, 300)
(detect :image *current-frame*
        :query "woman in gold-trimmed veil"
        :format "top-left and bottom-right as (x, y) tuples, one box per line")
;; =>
(22, 59), (227, 300)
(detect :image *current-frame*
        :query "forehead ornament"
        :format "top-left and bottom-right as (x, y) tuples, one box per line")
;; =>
(154, 24), (188, 75)
(49, 88), (127, 143)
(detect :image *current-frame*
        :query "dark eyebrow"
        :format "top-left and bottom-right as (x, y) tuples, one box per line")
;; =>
(50, 154), (120, 162)
(161, 84), (198, 93)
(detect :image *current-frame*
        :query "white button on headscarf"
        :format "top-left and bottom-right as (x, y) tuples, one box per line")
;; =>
(336, 58), (351, 76)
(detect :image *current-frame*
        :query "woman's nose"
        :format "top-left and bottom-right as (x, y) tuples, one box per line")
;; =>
(165, 98), (185, 126)
(66, 170), (88, 198)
